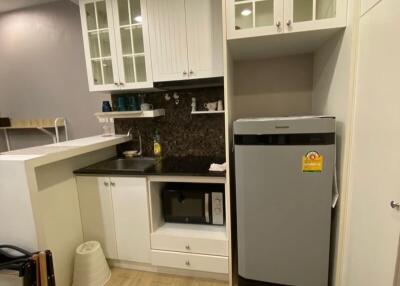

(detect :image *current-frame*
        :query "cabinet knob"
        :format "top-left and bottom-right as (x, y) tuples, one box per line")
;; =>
(114, 82), (119, 86)
(183, 71), (188, 76)
(185, 244), (190, 250)
(119, 82), (124, 86)
(276, 21), (281, 28)
(110, 182), (116, 187)
(185, 260), (190, 266)
(189, 70), (194, 75)
(286, 20), (292, 26)
(104, 182), (109, 187)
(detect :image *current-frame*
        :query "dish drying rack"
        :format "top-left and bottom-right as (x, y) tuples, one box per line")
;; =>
(0, 118), (69, 151)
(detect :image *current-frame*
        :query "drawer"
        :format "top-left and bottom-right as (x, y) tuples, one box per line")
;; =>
(151, 250), (228, 274)
(151, 223), (228, 256)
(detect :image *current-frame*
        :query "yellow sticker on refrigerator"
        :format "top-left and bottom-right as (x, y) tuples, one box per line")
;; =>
(302, 151), (323, 172)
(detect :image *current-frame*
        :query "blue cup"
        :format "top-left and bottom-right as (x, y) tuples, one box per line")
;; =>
(128, 95), (139, 111)
(102, 101), (112, 112)
(117, 96), (127, 111)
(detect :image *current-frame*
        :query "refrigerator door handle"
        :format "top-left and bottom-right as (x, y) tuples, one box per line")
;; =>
(205, 193), (210, 223)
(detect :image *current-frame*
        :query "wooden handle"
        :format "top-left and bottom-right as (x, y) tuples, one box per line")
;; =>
(39, 252), (48, 286)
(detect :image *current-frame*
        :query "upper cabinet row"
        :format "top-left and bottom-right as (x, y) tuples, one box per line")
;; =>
(227, 0), (347, 39)
(79, 0), (223, 92)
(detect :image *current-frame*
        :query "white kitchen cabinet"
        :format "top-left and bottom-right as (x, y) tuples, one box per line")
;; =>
(76, 176), (151, 263)
(147, 0), (223, 82)
(111, 177), (151, 263)
(79, 0), (153, 91)
(76, 176), (118, 259)
(227, 0), (347, 40)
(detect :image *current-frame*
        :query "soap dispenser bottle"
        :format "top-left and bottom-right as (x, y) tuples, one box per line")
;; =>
(153, 129), (162, 157)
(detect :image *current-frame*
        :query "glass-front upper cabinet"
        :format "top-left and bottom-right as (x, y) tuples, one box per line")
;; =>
(79, 0), (153, 92)
(80, 0), (119, 91)
(227, 0), (284, 39)
(227, 0), (346, 40)
(284, 0), (347, 33)
(112, 0), (153, 89)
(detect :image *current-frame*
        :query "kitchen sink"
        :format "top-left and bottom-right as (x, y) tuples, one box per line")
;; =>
(96, 157), (156, 172)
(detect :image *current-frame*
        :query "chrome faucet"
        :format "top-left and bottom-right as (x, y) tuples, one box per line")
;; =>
(127, 127), (142, 156)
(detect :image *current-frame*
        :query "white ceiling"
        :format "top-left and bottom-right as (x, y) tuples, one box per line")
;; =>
(0, 0), (78, 14)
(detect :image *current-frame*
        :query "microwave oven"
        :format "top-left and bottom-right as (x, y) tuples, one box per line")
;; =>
(162, 183), (224, 225)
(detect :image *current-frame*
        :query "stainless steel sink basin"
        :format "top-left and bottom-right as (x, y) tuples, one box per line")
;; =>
(97, 157), (156, 171)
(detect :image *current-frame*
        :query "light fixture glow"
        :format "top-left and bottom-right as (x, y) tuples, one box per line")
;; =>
(241, 9), (252, 16)
(134, 15), (143, 23)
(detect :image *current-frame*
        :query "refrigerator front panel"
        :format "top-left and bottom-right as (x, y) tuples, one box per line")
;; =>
(235, 144), (334, 286)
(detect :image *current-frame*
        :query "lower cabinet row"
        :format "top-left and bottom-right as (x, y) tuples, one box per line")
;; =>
(76, 176), (228, 274)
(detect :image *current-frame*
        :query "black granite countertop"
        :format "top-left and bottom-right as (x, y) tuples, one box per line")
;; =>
(74, 156), (226, 177)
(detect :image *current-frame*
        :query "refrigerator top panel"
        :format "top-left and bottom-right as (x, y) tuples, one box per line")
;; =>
(234, 116), (335, 135)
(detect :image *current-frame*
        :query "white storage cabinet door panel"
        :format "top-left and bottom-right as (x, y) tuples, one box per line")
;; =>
(111, 177), (151, 263)
(283, 0), (347, 33)
(112, 0), (154, 89)
(227, 0), (284, 40)
(185, 0), (224, 79)
(76, 176), (118, 259)
(79, 0), (120, 91)
(146, 0), (189, 81)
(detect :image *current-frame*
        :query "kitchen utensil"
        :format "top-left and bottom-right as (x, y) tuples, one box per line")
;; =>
(217, 100), (224, 111)
(204, 102), (217, 111)
(123, 150), (140, 158)
(141, 103), (154, 111)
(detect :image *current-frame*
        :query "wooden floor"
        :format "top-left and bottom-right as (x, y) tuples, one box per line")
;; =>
(106, 268), (228, 286)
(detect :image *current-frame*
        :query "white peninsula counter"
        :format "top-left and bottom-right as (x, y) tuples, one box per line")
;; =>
(0, 135), (129, 286)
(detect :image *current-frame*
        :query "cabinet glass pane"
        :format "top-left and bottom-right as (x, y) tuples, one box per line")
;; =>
(120, 27), (133, 55)
(294, 0), (313, 22)
(99, 31), (111, 57)
(123, 56), (135, 83)
(88, 32), (100, 58)
(255, 0), (274, 27)
(135, 56), (146, 82)
(118, 0), (130, 25)
(85, 3), (97, 30)
(102, 59), (114, 84)
(96, 1), (108, 29)
(130, 0), (142, 24)
(316, 0), (336, 19)
(91, 60), (103, 85)
(235, 3), (253, 30)
(132, 26), (144, 54)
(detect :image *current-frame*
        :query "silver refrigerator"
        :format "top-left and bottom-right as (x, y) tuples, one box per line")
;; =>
(234, 116), (335, 286)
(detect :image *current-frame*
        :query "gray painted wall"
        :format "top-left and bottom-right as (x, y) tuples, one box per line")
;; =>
(0, 0), (109, 152)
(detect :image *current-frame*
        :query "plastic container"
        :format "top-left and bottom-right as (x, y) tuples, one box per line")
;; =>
(72, 241), (111, 286)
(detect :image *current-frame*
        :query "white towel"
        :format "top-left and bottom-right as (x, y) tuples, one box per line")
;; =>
(209, 162), (227, 172)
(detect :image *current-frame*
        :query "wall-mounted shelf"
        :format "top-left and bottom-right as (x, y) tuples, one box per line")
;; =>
(95, 109), (166, 122)
(191, 110), (225, 115)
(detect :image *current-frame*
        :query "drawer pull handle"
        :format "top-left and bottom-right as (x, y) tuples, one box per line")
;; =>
(185, 260), (190, 266)
(185, 245), (190, 250)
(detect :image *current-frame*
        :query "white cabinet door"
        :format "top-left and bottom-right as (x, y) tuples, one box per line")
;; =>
(79, 0), (120, 92)
(110, 177), (151, 263)
(185, 0), (223, 79)
(283, 0), (347, 33)
(112, 0), (154, 89)
(76, 176), (118, 259)
(146, 0), (189, 82)
(227, 0), (284, 40)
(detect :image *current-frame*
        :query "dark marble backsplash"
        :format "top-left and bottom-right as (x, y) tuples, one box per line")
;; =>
(112, 87), (225, 158)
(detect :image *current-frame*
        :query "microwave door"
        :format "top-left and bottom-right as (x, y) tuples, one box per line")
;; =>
(205, 193), (210, 224)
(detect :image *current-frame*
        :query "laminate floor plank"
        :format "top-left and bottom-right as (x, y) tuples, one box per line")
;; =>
(106, 268), (228, 286)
